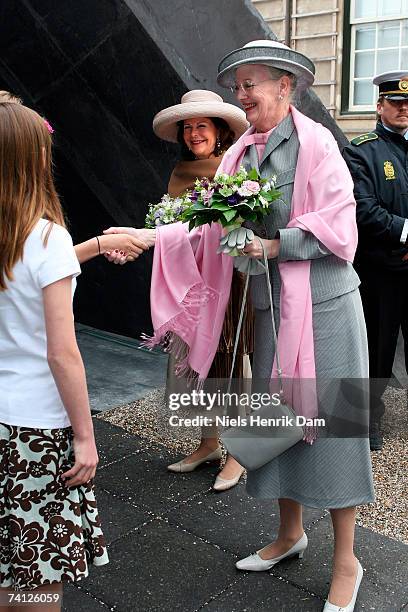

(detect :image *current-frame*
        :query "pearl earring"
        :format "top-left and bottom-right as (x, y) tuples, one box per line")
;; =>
(278, 94), (284, 100)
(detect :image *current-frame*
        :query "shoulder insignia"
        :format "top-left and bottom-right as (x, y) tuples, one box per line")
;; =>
(351, 132), (379, 146)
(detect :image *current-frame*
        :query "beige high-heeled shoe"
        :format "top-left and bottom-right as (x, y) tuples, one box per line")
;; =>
(213, 466), (245, 491)
(236, 533), (308, 571)
(167, 447), (222, 473)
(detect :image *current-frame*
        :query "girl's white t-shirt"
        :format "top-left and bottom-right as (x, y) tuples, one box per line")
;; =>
(0, 218), (81, 429)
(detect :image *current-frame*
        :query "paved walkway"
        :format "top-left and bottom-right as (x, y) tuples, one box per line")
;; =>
(62, 327), (408, 612)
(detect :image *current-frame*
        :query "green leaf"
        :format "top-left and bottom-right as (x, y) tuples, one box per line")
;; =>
(244, 199), (256, 210)
(223, 209), (237, 223)
(219, 187), (233, 197)
(247, 168), (259, 181)
(210, 203), (231, 211)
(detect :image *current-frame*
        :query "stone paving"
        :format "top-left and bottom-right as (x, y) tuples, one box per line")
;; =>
(62, 419), (408, 612)
(61, 327), (408, 611)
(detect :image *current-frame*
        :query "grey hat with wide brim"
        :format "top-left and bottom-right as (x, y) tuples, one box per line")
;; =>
(217, 40), (315, 92)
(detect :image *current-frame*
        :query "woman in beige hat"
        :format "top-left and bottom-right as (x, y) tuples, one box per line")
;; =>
(153, 90), (248, 197)
(105, 90), (252, 491)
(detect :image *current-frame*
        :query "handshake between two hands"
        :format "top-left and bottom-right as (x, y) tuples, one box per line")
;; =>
(100, 226), (280, 267)
(101, 227), (156, 265)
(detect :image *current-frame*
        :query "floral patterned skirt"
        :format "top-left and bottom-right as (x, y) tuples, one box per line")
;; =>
(0, 423), (109, 590)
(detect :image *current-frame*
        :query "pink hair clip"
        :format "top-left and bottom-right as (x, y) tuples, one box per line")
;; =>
(44, 118), (54, 134)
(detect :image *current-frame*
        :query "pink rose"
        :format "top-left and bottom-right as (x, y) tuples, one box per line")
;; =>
(238, 180), (261, 197)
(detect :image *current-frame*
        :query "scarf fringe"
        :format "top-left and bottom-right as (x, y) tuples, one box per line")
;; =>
(303, 425), (317, 444)
(140, 282), (217, 386)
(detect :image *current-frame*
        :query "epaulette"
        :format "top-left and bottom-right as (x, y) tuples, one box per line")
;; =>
(351, 132), (378, 146)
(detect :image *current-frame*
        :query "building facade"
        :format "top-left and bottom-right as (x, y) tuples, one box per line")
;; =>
(252, 0), (408, 140)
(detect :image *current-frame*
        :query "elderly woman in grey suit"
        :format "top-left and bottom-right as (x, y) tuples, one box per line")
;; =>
(124, 41), (374, 612)
(214, 41), (374, 612)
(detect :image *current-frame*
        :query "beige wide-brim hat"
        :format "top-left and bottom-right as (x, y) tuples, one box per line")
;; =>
(152, 90), (249, 143)
(217, 40), (315, 92)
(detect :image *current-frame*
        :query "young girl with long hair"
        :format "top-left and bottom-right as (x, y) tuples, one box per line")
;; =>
(0, 96), (108, 611)
(0, 90), (149, 267)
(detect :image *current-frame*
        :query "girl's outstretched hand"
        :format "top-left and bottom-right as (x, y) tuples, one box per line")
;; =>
(103, 227), (156, 264)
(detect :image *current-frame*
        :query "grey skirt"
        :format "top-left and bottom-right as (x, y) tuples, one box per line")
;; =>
(247, 289), (375, 509)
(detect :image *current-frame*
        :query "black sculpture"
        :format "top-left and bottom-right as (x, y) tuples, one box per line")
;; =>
(0, 0), (347, 337)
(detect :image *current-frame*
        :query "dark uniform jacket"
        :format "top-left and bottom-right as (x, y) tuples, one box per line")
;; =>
(343, 122), (408, 272)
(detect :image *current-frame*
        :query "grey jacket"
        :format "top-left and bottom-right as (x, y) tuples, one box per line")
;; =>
(241, 113), (360, 310)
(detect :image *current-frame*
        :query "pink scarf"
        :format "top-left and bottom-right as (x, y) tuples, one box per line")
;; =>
(143, 221), (233, 382)
(242, 127), (275, 160)
(145, 106), (357, 433)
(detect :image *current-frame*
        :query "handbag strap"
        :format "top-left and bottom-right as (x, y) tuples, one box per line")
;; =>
(227, 238), (283, 395)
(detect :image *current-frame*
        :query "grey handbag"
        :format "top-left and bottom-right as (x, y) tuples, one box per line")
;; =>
(221, 238), (304, 471)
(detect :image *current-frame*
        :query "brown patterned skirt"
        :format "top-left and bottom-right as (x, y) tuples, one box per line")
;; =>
(0, 423), (109, 590)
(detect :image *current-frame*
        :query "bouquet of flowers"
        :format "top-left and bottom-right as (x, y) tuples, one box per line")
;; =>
(145, 193), (193, 229)
(182, 167), (281, 255)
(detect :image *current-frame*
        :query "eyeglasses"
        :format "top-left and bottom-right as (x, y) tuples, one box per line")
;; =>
(229, 78), (276, 95)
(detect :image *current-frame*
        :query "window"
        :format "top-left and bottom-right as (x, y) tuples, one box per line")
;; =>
(348, 0), (408, 111)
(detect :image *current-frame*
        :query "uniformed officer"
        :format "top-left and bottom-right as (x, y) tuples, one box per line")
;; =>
(343, 71), (408, 450)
